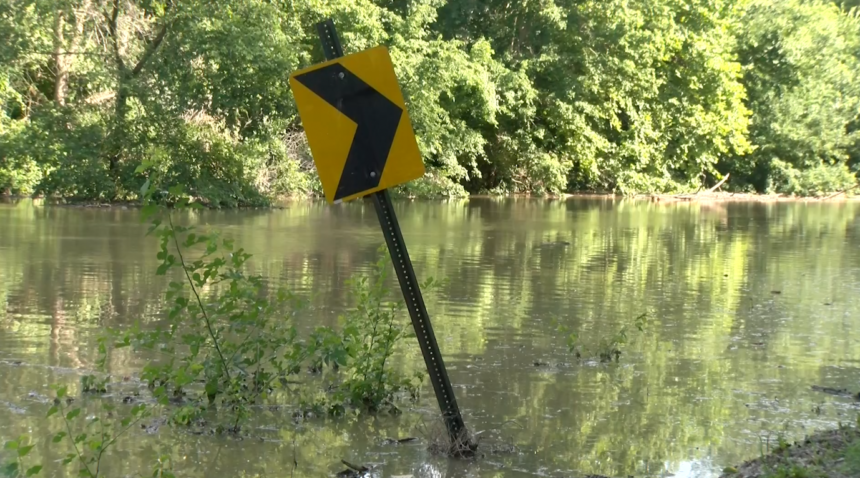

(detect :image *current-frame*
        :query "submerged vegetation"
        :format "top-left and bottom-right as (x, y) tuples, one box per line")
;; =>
(1, 180), (441, 476)
(553, 311), (649, 362)
(2, 0), (860, 203)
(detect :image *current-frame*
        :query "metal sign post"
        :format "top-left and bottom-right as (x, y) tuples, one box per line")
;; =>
(303, 19), (474, 451)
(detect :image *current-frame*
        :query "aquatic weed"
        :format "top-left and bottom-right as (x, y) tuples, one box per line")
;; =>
(44, 384), (150, 478)
(303, 245), (433, 414)
(552, 311), (650, 362)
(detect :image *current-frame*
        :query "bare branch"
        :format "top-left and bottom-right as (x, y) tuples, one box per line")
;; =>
(131, 22), (169, 76)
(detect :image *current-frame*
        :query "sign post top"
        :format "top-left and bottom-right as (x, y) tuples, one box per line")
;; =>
(289, 46), (425, 204)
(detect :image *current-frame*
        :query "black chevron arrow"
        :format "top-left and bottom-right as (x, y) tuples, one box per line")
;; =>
(293, 63), (403, 201)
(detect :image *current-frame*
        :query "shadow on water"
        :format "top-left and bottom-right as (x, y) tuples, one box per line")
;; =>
(2, 198), (860, 477)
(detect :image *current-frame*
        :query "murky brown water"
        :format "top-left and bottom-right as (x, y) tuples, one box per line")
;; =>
(2, 197), (860, 478)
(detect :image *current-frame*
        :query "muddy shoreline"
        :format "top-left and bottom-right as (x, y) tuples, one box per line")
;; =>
(720, 426), (860, 478)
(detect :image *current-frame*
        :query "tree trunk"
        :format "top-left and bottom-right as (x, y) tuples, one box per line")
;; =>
(111, 82), (128, 172)
(53, 1), (91, 106)
(52, 10), (67, 105)
(106, 0), (126, 175)
(102, 0), (170, 174)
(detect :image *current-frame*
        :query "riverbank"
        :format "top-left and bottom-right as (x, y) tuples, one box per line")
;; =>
(721, 426), (860, 478)
(5, 191), (860, 206)
(2, 188), (859, 209)
(634, 190), (860, 203)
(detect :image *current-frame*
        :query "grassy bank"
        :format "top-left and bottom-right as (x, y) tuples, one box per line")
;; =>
(721, 426), (860, 478)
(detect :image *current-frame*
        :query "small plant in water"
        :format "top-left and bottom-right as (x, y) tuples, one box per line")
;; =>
(151, 455), (176, 478)
(2, 435), (41, 477)
(45, 385), (149, 477)
(553, 311), (649, 362)
(306, 245), (428, 414)
(597, 312), (647, 362)
(81, 375), (108, 394)
(103, 174), (429, 423)
(100, 178), (310, 430)
(552, 319), (581, 358)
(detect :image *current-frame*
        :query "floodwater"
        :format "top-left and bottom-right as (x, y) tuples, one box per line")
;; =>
(1, 197), (859, 478)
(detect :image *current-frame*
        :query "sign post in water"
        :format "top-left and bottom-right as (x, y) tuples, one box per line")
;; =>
(288, 19), (474, 452)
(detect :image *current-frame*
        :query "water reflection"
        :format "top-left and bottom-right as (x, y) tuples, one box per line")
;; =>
(1, 198), (859, 477)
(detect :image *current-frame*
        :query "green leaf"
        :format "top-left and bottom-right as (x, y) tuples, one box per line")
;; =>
(3, 463), (18, 476)
(66, 408), (81, 420)
(52, 432), (67, 443)
(135, 160), (155, 174)
(168, 184), (185, 197)
(25, 465), (42, 476)
(140, 178), (152, 197)
(56, 386), (67, 399)
(141, 204), (159, 222)
(62, 453), (75, 465)
(4, 441), (17, 450)
(17, 445), (34, 457)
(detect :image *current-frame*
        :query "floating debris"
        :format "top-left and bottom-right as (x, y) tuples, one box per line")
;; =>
(811, 385), (860, 400)
(336, 460), (371, 478)
(381, 437), (418, 445)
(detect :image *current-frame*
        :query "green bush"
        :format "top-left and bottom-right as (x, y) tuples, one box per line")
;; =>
(2, 108), (120, 201)
(394, 171), (468, 199)
(321, 248), (425, 413)
(766, 159), (857, 196)
(251, 129), (321, 199)
(143, 118), (271, 208)
(0, 113), (39, 195)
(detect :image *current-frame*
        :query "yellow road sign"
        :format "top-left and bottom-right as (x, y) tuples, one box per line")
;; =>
(289, 46), (425, 203)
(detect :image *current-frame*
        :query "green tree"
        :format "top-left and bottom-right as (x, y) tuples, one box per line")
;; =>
(2, 0), (859, 201)
(727, 0), (860, 194)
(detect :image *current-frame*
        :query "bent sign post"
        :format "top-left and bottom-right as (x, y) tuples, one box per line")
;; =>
(289, 19), (474, 450)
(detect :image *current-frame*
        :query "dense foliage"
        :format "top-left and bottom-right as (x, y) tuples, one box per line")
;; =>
(1, 0), (859, 202)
